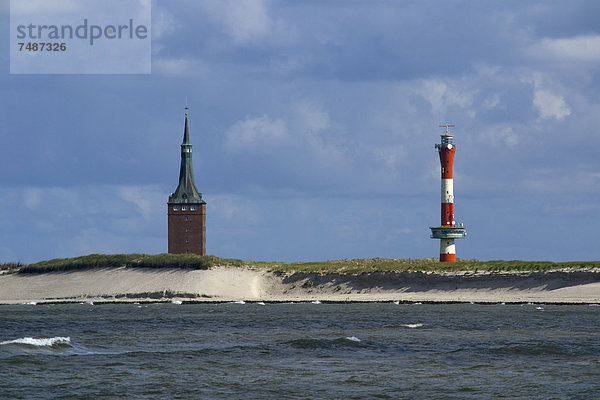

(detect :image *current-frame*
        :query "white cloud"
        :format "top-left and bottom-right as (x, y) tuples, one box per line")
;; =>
(482, 93), (501, 109)
(291, 100), (350, 166)
(0, 185), (166, 262)
(118, 186), (163, 218)
(200, 0), (273, 44)
(223, 101), (351, 177)
(520, 167), (600, 195)
(225, 115), (288, 149)
(293, 100), (330, 133)
(2, 184), (164, 233)
(225, 0), (272, 43)
(9, 0), (83, 16)
(476, 124), (521, 149)
(153, 58), (204, 76)
(533, 89), (571, 120)
(532, 35), (600, 63)
(152, 9), (175, 39)
(415, 79), (475, 116)
(495, 126), (520, 147)
(24, 188), (43, 209)
(369, 145), (409, 170)
(10, 0), (151, 21)
(208, 194), (260, 224)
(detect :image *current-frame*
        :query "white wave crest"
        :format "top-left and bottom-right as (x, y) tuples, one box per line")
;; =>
(171, 300), (183, 305)
(234, 300), (246, 304)
(402, 323), (423, 329)
(311, 300), (322, 304)
(1, 336), (71, 347)
(345, 336), (361, 342)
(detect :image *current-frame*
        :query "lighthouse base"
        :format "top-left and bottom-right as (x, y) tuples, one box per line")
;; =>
(439, 253), (456, 262)
(439, 238), (456, 262)
(430, 226), (465, 262)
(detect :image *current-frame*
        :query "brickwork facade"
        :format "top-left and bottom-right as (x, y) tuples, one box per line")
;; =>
(167, 203), (206, 255)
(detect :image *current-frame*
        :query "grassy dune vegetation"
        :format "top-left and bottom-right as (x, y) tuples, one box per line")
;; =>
(1, 254), (599, 274)
(257, 258), (600, 274)
(8, 254), (245, 274)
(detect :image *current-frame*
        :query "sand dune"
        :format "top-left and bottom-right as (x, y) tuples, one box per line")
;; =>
(0, 267), (598, 304)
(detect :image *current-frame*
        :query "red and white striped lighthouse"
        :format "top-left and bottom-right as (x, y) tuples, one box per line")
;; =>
(430, 125), (466, 262)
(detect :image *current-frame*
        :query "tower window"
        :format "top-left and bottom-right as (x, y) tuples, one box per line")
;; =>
(182, 205), (188, 211)
(173, 206), (180, 211)
(190, 205), (197, 211)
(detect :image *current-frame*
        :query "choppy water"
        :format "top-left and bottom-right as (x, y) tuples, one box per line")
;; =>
(1, 302), (599, 399)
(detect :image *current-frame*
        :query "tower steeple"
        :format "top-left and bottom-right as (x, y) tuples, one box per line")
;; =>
(168, 114), (205, 204)
(167, 108), (207, 255)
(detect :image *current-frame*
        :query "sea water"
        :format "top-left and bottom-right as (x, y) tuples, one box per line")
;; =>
(1, 303), (599, 399)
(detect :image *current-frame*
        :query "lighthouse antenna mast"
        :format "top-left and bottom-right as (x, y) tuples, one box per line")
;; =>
(438, 124), (455, 135)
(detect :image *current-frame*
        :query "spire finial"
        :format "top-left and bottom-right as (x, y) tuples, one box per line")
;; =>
(185, 97), (189, 117)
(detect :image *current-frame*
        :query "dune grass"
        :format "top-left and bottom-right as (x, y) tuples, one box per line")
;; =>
(17, 253), (246, 274)
(251, 258), (600, 274)
(7, 254), (600, 274)
(0, 262), (23, 272)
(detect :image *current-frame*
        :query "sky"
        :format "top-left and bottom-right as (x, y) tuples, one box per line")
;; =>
(1, 0), (599, 264)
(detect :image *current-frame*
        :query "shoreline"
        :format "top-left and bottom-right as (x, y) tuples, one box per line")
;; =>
(0, 266), (599, 305)
(17, 298), (594, 305)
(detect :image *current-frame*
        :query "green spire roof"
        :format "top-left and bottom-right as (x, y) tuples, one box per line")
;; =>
(182, 114), (191, 145)
(168, 115), (205, 204)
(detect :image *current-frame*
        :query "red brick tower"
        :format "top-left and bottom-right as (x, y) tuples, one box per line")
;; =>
(167, 110), (206, 255)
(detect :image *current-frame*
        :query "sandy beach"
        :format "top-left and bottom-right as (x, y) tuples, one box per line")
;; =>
(0, 266), (599, 304)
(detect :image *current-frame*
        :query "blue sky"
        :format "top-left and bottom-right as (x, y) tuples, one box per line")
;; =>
(1, 0), (599, 263)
